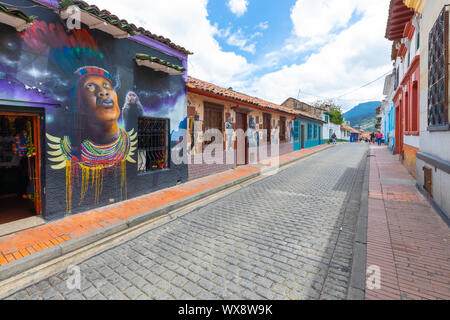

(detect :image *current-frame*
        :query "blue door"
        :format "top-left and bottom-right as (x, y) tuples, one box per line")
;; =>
(293, 119), (300, 151)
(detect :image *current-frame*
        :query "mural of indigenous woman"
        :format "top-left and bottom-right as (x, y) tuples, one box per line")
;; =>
(46, 66), (137, 213)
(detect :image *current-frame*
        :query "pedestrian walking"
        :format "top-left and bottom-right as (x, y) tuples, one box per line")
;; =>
(376, 131), (383, 146)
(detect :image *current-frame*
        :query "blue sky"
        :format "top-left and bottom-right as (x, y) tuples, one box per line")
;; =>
(89, 0), (392, 111)
(207, 0), (296, 67)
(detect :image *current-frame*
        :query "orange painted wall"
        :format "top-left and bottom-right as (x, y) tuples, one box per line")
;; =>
(402, 144), (419, 178)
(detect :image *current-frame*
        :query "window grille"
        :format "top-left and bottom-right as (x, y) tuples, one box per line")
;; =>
(137, 117), (170, 172)
(428, 6), (449, 130)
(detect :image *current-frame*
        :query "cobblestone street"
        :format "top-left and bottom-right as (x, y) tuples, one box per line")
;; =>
(6, 143), (368, 300)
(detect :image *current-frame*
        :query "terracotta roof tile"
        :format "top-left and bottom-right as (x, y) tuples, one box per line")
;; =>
(0, 3), (34, 23)
(341, 124), (361, 134)
(58, 0), (192, 55)
(188, 77), (324, 122)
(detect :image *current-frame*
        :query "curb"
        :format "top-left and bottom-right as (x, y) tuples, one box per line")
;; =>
(347, 147), (370, 300)
(0, 144), (336, 282)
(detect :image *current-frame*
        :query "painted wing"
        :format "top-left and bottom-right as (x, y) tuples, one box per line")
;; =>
(46, 133), (72, 170)
(126, 129), (137, 163)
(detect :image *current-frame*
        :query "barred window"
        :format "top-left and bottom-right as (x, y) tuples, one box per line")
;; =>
(307, 123), (312, 140)
(137, 117), (170, 173)
(428, 6), (449, 130)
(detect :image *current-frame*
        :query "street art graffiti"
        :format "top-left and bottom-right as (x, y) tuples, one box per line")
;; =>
(0, 13), (187, 216)
(46, 67), (138, 212)
(122, 91), (144, 133)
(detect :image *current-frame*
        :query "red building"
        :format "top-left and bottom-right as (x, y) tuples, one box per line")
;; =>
(386, 0), (421, 177)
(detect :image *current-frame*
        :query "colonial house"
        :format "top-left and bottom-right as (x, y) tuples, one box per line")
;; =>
(386, 0), (421, 177)
(281, 97), (328, 147)
(281, 97), (327, 118)
(186, 78), (324, 181)
(404, 0), (450, 218)
(340, 124), (353, 142)
(322, 110), (342, 143)
(0, 0), (191, 224)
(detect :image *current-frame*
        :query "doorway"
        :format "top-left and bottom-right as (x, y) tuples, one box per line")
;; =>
(293, 120), (300, 151)
(300, 124), (305, 149)
(395, 101), (403, 156)
(0, 109), (43, 225)
(263, 113), (271, 145)
(235, 112), (248, 165)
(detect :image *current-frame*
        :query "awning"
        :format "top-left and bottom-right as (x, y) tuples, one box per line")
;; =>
(135, 54), (185, 76)
(0, 3), (34, 32)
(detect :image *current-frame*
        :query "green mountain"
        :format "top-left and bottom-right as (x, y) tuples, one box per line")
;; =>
(343, 101), (380, 131)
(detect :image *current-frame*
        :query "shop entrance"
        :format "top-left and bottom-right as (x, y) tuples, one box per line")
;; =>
(235, 112), (248, 165)
(0, 109), (43, 225)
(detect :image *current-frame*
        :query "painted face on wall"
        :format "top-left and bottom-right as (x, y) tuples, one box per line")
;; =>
(80, 75), (120, 124)
(127, 91), (138, 104)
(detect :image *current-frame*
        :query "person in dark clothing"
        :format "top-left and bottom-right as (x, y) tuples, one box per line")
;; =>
(331, 132), (337, 144)
(122, 91), (144, 132)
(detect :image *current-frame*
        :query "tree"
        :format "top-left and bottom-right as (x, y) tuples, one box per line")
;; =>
(312, 100), (344, 125)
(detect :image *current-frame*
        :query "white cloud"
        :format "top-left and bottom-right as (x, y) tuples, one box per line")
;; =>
(225, 29), (262, 54)
(256, 21), (269, 30)
(86, 0), (254, 88)
(248, 0), (392, 110)
(227, 0), (249, 17)
(291, 0), (360, 39)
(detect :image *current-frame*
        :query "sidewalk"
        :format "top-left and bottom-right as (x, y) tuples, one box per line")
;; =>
(0, 144), (333, 268)
(365, 146), (450, 300)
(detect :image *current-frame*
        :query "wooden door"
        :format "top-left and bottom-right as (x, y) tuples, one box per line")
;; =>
(235, 112), (248, 165)
(263, 113), (271, 144)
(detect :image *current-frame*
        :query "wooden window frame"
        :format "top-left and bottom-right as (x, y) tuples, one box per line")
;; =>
(203, 101), (224, 150)
(307, 123), (312, 140)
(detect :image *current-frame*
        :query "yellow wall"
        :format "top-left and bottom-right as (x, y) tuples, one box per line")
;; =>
(403, 0), (425, 13)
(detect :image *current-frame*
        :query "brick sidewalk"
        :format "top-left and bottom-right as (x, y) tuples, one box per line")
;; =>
(365, 146), (450, 300)
(0, 144), (332, 267)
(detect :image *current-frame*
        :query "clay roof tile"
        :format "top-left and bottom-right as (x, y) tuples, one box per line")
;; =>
(188, 77), (324, 122)
(59, 0), (192, 55)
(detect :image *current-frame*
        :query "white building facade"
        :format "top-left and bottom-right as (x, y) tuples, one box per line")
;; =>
(409, 0), (450, 219)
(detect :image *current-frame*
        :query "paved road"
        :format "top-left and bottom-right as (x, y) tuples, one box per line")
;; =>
(6, 143), (368, 300)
